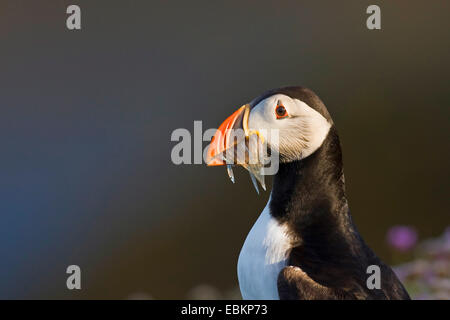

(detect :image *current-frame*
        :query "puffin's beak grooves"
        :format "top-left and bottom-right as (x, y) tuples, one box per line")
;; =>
(206, 104), (250, 166)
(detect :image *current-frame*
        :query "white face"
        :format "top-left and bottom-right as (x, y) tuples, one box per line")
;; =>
(248, 94), (332, 162)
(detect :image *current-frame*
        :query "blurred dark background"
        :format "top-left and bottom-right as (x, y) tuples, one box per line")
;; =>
(0, 1), (448, 299)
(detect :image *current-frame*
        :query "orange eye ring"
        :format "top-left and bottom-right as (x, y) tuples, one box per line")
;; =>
(275, 104), (288, 119)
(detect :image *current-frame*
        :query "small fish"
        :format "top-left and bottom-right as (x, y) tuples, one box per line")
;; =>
(220, 132), (268, 194)
(227, 164), (235, 183)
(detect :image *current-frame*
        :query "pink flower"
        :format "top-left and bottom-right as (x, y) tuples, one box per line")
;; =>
(386, 226), (418, 252)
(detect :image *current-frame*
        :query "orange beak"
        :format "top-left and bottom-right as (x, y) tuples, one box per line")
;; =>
(206, 104), (250, 166)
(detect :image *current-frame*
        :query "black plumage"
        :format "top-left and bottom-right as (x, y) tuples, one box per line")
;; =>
(262, 87), (410, 299)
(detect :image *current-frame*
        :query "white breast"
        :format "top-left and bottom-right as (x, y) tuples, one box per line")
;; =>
(237, 198), (292, 299)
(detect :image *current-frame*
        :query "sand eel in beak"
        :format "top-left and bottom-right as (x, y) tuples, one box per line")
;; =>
(206, 86), (410, 300)
(206, 104), (270, 193)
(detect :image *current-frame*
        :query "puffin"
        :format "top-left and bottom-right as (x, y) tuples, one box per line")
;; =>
(206, 86), (410, 300)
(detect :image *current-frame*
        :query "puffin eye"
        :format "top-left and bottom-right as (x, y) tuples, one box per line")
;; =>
(275, 104), (288, 119)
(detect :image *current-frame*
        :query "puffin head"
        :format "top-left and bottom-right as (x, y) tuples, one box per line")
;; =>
(206, 86), (333, 188)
